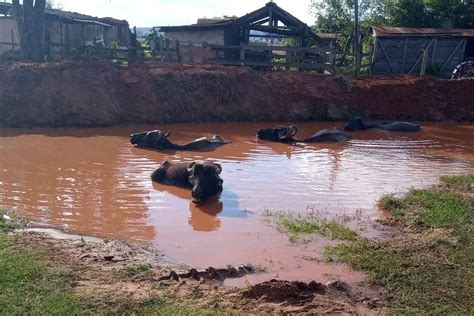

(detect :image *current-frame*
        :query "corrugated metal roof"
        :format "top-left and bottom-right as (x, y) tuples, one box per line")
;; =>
(196, 17), (237, 25)
(372, 26), (474, 37)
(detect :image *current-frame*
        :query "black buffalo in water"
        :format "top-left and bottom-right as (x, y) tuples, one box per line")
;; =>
(303, 127), (351, 142)
(130, 130), (230, 151)
(258, 125), (350, 143)
(257, 126), (298, 142)
(345, 118), (421, 132)
(151, 160), (223, 204)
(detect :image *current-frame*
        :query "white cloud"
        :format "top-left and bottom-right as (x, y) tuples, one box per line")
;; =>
(51, 0), (314, 27)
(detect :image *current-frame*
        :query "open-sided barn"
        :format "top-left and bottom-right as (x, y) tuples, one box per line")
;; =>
(159, 2), (320, 48)
(370, 26), (474, 77)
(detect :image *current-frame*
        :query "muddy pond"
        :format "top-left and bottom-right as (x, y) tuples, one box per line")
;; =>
(1, 122), (473, 286)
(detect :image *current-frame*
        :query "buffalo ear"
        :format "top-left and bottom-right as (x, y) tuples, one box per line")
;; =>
(214, 163), (222, 174)
(187, 162), (196, 172)
(277, 128), (287, 139)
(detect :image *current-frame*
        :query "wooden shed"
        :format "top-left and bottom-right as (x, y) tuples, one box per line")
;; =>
(0, 2), (130, 59)
(370, 26), (474, 77)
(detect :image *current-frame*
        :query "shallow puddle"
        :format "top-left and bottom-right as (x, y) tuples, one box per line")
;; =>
(0, 122), (473, 285)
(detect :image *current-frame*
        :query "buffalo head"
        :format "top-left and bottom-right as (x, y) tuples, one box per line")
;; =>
(257, 126), (298, 142)
(130, 130), (173, 149)
(344, 118), (368, 131)
(187, 161), (223, 204)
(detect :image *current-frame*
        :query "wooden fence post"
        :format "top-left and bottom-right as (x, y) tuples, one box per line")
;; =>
(202, 41), (208, 64)
(159, 39), (164, 63)
(188, 41), (193, 64)
(420, 48), (429, 76)
(11, 28), (15, 51)
(165, 39), (170, 62)
(175, 40), (181, 64)
(239, 45), (245, 65)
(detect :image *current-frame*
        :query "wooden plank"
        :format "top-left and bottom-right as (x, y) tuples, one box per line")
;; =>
(202, 41), (208, 64)
(239, 47), (245, 63)
(207, 58), (331, 70)
(160, 39), (164, 64)
(440, 39), (464, 71)
(431, 38), (437, 64)
(165, 39), (170, 62)
(421, 48), (429, 75)
(175, 39), (181, 64)
(377, 40), (395, 74)
(188, 41), (193, 64)
(207, 44), (336, 54)
(408, 38), (434, 74)
(401, 38), (408, 73)
(10, 28), (14, 51)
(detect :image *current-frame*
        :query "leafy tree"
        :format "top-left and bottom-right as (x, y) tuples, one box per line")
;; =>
(45, 0), (63, 10)
(425, 0), (474, 28)
(389, 0), (431, 27)
(311, 0), (474, 32)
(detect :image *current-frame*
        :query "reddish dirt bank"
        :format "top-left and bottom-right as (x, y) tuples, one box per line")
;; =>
(0, 61), (472, 127)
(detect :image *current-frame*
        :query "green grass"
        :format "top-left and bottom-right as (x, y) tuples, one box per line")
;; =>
(326, 175), (474, 314)
(440, 174), (474, 192)
(264, 210), (359, 242)
(113, 263), (155, 279)
(0, 209), (225, 315)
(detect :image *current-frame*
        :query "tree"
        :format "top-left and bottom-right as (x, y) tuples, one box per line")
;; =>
(45, 0), (63, 10)
(12, 0), (47, 61)
(311, 0), (474, 32)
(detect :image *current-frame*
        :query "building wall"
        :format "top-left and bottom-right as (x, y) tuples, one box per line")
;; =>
(372, 36), (467, 77)
(164, 29), (225, 46)
(0, 18), (20, 55)
(1, 17), (129, 60)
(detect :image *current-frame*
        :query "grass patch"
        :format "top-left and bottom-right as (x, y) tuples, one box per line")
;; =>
(264, 210), (359, 242)
(326, 175), (474, 314)
(113, 263), (155, 279)
(0, 209), (225, 315)
(440, 174), (474, 192)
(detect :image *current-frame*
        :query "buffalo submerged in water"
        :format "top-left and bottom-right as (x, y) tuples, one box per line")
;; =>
(344, 118), (421, 132)
(130, 130), (230, 151)
(257, 126), (351, 143)
(257, 126), (298, 143)
(151, 160), (223, 204)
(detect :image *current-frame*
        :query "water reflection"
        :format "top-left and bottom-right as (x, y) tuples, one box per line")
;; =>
(0, 122), (473, 271)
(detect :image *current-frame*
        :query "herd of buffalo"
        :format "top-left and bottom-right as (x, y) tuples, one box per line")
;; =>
(130, 118), (422, 204)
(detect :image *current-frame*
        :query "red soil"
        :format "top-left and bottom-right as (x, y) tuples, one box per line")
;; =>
(0, 61), (472, 127)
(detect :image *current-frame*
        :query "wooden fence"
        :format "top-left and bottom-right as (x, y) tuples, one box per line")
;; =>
(202, 43), (337, 72)
(1, 37), (339, 73)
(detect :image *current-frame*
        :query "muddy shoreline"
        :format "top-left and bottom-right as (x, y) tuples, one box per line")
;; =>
(3, 220), (379, 314)
(0, 61), (473, 128)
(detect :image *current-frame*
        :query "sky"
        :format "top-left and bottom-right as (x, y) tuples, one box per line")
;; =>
(42, 0), (315, 28)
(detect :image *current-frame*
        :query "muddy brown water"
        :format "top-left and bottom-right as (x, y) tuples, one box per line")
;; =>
(1, 122), (473, 286)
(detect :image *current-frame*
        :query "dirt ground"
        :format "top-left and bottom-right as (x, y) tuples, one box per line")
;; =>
(10, 229), (381, 314)
(0, 61), (472, 127)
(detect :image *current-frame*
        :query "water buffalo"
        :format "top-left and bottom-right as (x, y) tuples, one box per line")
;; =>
(130, 130), (230, 151)
(151, 160), (223, 204)
(180, 135), (230, 151)
(345, 118), (421, 132)
(257, 126), (297, 142)
(303, 127), (351, 142)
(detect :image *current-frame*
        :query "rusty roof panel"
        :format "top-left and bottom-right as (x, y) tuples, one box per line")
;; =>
(372, 26), (474, 37)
